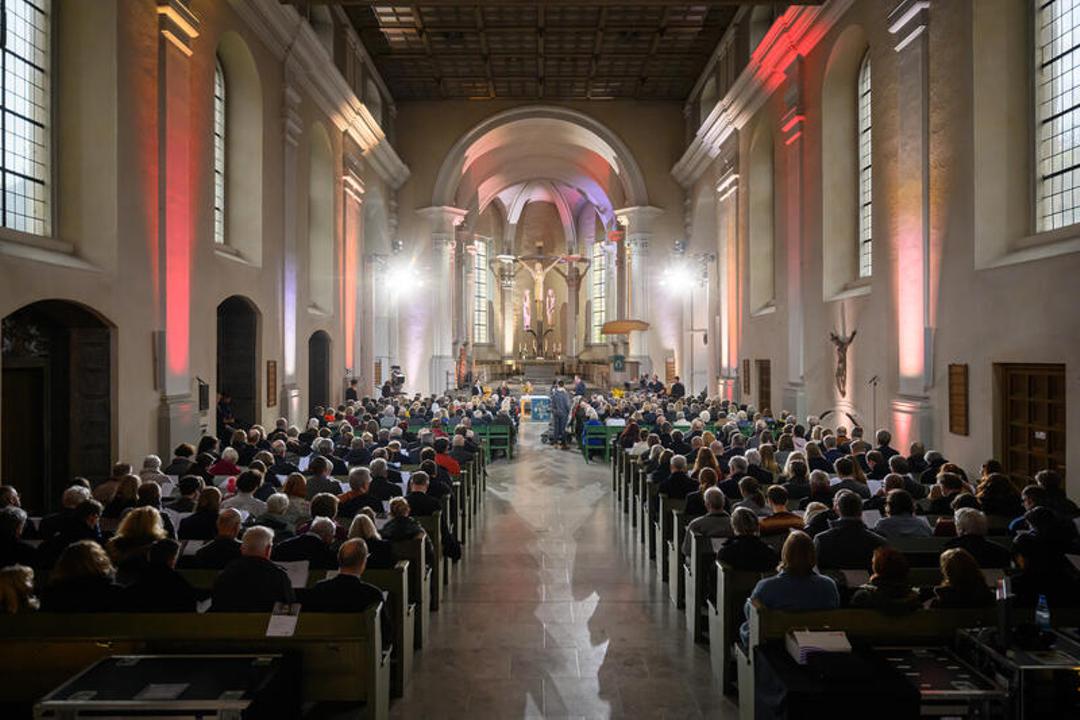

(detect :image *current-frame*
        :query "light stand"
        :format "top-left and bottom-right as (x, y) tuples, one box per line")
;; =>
(867, 375), (880, 432)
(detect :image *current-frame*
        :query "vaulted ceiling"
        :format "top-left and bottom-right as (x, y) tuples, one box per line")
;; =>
(335, 2), (744, 101)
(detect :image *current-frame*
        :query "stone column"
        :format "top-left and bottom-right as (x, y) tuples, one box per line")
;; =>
(417, 206), (467, 394)
(279, 55), (304, 421)
(888, 0), (934, 447)
(716, 142), (740, 402)
(564, 263), (584, 361)
(156, 0), (199, 455)
(616, 206), (663, 375)
(494, 260), (516, 362)
(342, 160), (364, 395)
(781, 59), (808, 421)
(368, 253), (391, 391)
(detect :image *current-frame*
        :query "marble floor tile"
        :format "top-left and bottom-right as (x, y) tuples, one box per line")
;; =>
(388, 424), (737, 720)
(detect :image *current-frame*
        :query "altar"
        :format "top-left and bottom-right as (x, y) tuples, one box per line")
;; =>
(521, 360), (562, 385)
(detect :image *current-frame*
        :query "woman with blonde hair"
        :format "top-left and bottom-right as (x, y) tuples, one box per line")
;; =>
(346, 514), (395, 569)
(282, 473), (311, 527)
(701, 430), (717, 447)
(691, 447), (719, 479)
(41, 540), (125, 612)
(107, 506), (167, 578)
(0, 565), (38, 613)
(759, 444), (782, 481)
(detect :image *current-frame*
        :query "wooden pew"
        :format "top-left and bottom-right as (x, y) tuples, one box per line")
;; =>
(0, 610), (390, 720)
(654, 495), (686, 585)
(735, 604), (1000, 720)
(888, 535), (1012, 567)
(176, 563), (414, 700)
(684, 532), (718, 644)
(415, 511), (443, 611)
(708, 562), (773, 692)
(668, 507), (689, 608)
(392, 536), (430, 650)
(644, 480), (659, 560)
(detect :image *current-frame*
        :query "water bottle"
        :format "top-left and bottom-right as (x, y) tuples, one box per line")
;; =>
(1035, 594), (1051, 631)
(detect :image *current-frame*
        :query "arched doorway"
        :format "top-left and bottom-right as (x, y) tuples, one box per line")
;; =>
(308, 330), (332, 416)
(2, 300), (114, 511)
(216, 295), (259, 435)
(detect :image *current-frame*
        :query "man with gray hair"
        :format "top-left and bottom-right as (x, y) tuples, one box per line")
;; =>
(38, 484), (93, 540)
(305, 456), (341, 500)
(745, 448), (773, 485)
(339, 467), (383, 518)
(659, 454), (697, 501)
(945, 507), (1011, 568)
(682, 487), (733, 556)
(272, 516), (338, 570)
(717, 507), (779, 571)
(211, 525), (295, 612)
(720, 456), (749, 499)
(312, 437), (348, 476)
(0, 505), (37, 567)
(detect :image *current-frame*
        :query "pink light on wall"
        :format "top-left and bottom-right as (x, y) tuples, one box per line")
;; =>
(892, 405), (913, 453)
(342, 175), (363, 371)
(894, 225), (925, 382)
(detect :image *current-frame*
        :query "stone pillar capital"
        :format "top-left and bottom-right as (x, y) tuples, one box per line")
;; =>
(343, 159), (365, 203)
(614, 205), (663, 234)
(157, 0), (199, 56)
(889, 0), (930, 52)
(418, 205), (469, 235)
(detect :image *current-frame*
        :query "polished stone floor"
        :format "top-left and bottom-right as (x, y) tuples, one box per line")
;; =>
(388, 423), (738, 719)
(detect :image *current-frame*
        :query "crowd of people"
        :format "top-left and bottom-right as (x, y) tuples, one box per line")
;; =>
(0, 392), (515, 617)
(571, 387), (1080, 625)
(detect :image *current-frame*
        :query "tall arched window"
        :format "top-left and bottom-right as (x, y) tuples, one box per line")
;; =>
(2, 0), (52, 236)
(1035, 0), (1080, 232)
(473, 238), (489, 343)
(590, 239), (607, 343)
(212, 59), (226, 245)
(857, 52), (872, 277)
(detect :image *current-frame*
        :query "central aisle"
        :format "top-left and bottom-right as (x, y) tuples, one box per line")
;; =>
(389, 424), (738, 719)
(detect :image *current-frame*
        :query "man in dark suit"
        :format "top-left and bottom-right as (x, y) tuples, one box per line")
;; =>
(166, 475), (203, 513)
(38, 499), (105, 567)
(271, 517), (338, 570)
(0, 506), (39, 569)
(669, 376), (686, 400)
(211, 527), (295, 612)
(404, 471), (442, 518)
(813, 490), (886, 571)
(717, 508), (779, 571)
(124, 539), (203, 612)
(37, 485), (92, 540)
(308, 439), (348, 478)
(658, 455), (697, 501)
(268, 440), (300, 478)
(874, 429), (900, 462)
(719, 456), (749, 499)
(304, 538), (392, 648)
(831, 457), (872, 499)
(338, 468), (384, 519)
(945, 508), (1012, 568)
(192, 508), (243, 570)
(369, 458), (404, 502)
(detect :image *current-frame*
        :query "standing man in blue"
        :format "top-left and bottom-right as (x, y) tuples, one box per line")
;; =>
(550, 380), (572, 449)
(573, 374), (587, 397)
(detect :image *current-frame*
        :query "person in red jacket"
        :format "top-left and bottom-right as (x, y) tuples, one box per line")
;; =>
(433, 438), (460, 478)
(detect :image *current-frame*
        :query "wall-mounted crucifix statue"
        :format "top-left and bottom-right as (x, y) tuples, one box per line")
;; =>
(829, 306), (857, 398)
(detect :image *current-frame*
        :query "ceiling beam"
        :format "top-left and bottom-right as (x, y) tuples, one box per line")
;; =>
(316, 1), (822, 6)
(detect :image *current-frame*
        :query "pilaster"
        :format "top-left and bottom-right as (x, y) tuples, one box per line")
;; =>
(156, 0), (199, 454)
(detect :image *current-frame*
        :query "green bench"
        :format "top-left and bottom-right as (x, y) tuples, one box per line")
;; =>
(0, 610), (389, 720)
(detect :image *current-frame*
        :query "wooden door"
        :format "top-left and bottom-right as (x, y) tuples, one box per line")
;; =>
(756, 359), (771, 413)
(997, 363), (1067, 482)
(2, 365), (47, 511)
(70, 327), (112, 485)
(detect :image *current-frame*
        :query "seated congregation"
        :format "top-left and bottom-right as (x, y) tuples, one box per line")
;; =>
(575, 386), (1079, 708)
(0, 392), (514, 717)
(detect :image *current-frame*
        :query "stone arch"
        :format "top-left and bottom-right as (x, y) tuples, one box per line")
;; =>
(216, 31), (263, 264)
(432, 105), (649, 218)
(821, 24), (870, 299)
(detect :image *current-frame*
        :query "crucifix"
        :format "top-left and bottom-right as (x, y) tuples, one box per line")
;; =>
(829, 305), (857, 398)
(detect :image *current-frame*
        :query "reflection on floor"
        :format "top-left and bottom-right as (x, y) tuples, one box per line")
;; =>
(388, 423), (739, 719)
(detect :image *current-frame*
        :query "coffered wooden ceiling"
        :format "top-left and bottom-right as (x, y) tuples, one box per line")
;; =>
(334, 2), (751, 101)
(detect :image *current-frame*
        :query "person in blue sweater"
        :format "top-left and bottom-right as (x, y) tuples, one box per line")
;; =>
(741, 530), (839, 646)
